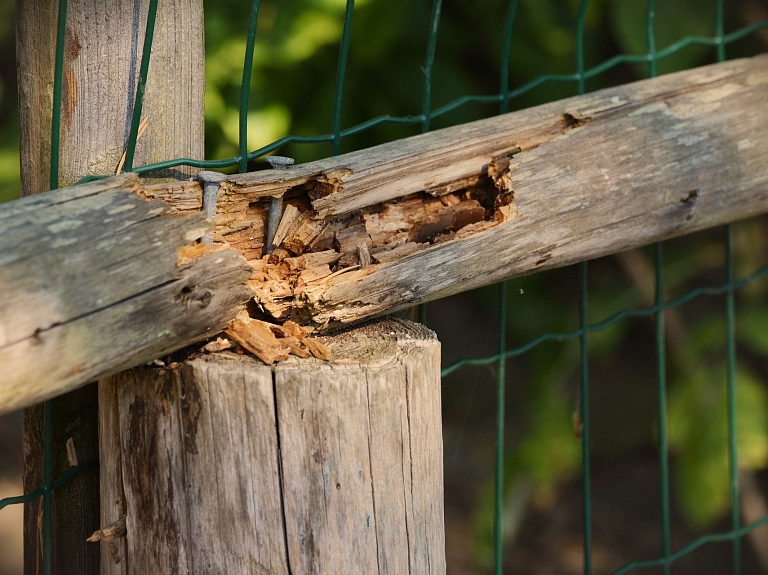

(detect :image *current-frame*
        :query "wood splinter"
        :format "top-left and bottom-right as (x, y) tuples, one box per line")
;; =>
(224, 312), (331, 364)
(87, 516), (127, 544)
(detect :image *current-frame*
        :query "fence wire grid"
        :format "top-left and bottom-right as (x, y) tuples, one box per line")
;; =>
(1, 0), (768, 574)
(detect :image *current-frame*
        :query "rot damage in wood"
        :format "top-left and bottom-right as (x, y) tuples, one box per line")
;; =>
(145, 149), (522, 363)
(97, 56), (768, 365)
(226, 155), (516, 320)
(148, 147), (521, 334)
(2, 56), (767, 395)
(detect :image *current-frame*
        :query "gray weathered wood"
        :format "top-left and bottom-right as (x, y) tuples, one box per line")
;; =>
(99, 318), (446, 574)
(17, 0), (204, 195)
(98, 379), (128, 575)
(0, 174), (252, 414)
(119, 368), (194, 573)
(184, 55), (768, 330)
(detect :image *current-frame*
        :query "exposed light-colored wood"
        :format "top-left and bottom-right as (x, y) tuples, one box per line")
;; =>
(98, 318), (445, 575)
(141, 180), (203, 213)
(272, 203), (301, 248)
(98, 378), (129, 575)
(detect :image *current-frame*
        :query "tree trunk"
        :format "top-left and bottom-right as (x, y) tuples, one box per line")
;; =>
(17, 0), (204, 573)
(99, 318), (446, 574)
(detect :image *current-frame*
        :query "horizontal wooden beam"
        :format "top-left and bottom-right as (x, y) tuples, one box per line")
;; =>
(3, 55), (768, 408)
(185, 54), (768, 330)
(0, 174), (252, 414)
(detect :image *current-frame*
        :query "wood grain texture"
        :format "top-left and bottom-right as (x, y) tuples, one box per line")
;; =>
(171, 55), (768, 330)
(179, 360), (289, 575)
(99, 318), (445, 574)
(16, 0), (204, 194)
(98, 379), (128, 575)
(0, 175), (253, 414)
(117, 368), (193, 573)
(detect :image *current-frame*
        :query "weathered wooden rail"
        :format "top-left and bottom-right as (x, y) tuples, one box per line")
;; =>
(2, 54), (767, 415)
(0, 174), (251, 414)
(207, 53), (768, 330)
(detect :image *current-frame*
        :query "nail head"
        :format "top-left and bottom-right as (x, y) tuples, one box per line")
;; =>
(265, 156), (295, 169)
(196, 170), (228, 183)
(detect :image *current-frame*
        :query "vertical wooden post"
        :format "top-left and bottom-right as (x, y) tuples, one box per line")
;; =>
(99, 318), (447, 574)
(16, 1), (204, 573)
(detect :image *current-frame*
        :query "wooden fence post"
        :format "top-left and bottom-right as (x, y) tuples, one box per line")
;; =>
(98, 318), (447, 574)
(16, 1), (204, 573)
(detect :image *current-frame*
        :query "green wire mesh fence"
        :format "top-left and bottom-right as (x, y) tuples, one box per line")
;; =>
(1, 0), (768, 574)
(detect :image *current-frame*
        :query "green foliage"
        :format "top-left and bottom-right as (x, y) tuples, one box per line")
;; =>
(610, 0), (717, 74)
(0, 0), (18, 203)
(669, 364), (768, 526)
(737, 304), (768, 356)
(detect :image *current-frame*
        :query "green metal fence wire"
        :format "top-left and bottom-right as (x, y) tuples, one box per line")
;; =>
(2, 1), (768, 574)
(77, 6), (768, 181)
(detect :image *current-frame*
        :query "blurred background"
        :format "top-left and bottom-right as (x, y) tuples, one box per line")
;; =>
(2, 0), (768, 573)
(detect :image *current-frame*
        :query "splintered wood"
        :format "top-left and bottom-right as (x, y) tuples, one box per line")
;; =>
(185, 161), (515, 363)
(141, 55), (768, 360)
(224, 312), (331, 364)
(226, 166), (516, 329)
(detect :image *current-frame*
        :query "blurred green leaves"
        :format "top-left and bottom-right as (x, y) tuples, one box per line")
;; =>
(610, 0), (718, 73)
(669, 364), (768, 526)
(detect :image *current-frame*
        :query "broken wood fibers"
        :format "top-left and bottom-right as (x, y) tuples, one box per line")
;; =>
(7, 54), (766, 391)
(144, 54), (768, 339)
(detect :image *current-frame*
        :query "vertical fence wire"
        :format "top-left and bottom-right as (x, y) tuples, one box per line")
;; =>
(421, 0), (442, 133)
(41, 0), (70, 571)
(645, 3), (673, 573)
(331, 0), (356, 156)
(574, 1), (592, 573)
(493, 5), (518, 571)
(654, 241), (672, 575)
(578, 260), (592, 575)
(715, 2), (742, 571)
(49, 0), (68, 191)
(725, 224), (741, 574)
(494, 282), (508, 575)
(123, 0), (159, 172)
(499, 0), (519, 116)
(239, 0), (262, 173)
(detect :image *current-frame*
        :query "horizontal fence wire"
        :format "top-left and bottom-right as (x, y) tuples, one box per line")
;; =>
(74, 18), (768, 181)
(441, 262), (768, 376)
(2, 1), (768, 575)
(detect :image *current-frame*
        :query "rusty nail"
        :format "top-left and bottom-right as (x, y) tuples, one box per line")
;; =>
(196, 171), (227, 246)
(264, 156), (294, 254)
